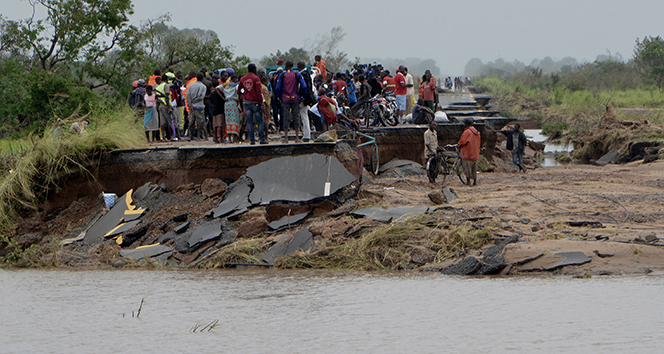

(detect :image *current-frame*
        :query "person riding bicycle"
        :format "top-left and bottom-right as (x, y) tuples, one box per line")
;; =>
(424, 120), (439, 183)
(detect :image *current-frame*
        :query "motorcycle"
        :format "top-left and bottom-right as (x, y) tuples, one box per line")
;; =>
(367, 91), (398, 128)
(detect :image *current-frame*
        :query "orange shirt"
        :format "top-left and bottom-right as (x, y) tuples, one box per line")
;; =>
(458, 126), (481, 161)
(316, 59), (327, 80)
(148, 75), (160, 87)
(382, 76), (395, 94)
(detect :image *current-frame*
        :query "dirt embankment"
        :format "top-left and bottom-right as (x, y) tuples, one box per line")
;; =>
(4, 153), (664, 276)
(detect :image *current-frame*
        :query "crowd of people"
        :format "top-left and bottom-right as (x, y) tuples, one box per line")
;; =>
(125, 58), (520, 187)
(128, 56), (460, 144)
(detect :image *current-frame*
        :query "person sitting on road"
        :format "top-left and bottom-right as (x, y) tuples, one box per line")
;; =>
(424, 120), (438, 183)
(412, 98), (434, 125)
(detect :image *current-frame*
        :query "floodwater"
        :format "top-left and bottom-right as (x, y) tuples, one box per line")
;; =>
(524, 129), (572, 167)
(2, 269), (664, 353)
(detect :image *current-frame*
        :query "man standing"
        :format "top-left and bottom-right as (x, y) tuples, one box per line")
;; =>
(458, 118), (481, 186)
(394, 66), (408, 123)
(298, 61), (316, 142)
(404, 67), (415, 117)
(276, 60), (306, 143)
(499, 123), (527, 172)
(173, 72), (186, 137)
(315, 55), (327, 81)
(424, 120), (438, 183)
(155, 75), (172, 140)
(237, 63), (268, 145)
(186, 72), (207, 141)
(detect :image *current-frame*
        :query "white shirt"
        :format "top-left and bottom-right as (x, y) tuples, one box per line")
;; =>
(405, 73), (414, 96)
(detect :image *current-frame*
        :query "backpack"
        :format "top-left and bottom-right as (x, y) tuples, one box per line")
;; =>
(128, 90), (139, 109)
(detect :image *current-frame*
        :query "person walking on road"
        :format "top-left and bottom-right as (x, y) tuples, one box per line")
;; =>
(498, 123), (527, 172)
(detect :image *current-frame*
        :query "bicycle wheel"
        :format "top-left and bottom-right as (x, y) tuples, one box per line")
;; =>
(426, 156), (439, 182)
(455, 158), (466, 184)
(369, 143), (379, 175)
(439, 156), (451, 185)
(364, 104), (372, 129)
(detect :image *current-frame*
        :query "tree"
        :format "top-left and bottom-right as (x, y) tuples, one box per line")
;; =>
(634, 36), (664, 90)
(259, 47), (309, 68)
(137, 14), (249, 79)
(304, 26), (351, 72)
(3, 0), (134, 71)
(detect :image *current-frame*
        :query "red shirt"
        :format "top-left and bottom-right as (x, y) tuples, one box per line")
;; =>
(382, 76), (395, 94)
(422, 78), (436, 101)
(394, 73), (406, 95)
(318, 96), (337, 125)
(458, 126), (481, 161)
(237, 72), (263, 103)
(332, 80), (347, 95)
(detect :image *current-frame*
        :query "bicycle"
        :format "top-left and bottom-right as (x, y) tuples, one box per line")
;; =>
(427, 144), (465, 185)
(333, 116), (380, 175)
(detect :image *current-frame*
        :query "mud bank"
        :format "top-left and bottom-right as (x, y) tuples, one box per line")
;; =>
(5, 145), (664, 276)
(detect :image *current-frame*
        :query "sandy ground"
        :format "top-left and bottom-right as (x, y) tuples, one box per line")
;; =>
(363, 159), (664, 275)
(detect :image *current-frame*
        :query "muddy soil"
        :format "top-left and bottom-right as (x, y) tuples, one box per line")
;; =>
(6, 153), (664, 276)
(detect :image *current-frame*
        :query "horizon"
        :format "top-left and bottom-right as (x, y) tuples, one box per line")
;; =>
(2, 0), (662, 76)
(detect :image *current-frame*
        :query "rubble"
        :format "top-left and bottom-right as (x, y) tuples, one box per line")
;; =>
(262, 228), (315, 265)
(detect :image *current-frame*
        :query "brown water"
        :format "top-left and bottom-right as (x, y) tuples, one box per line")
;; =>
(2, 269), (663, 353)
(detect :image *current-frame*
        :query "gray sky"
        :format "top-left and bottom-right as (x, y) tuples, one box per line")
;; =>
(4, 0), (664, 75)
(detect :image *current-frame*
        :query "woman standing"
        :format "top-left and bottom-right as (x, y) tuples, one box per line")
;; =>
(223, 74), (241, 143)
(143, 85), (159, 143)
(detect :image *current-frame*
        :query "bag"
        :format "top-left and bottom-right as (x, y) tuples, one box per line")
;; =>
(128, 90), (139, 109)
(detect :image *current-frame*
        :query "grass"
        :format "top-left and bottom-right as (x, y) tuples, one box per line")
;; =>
(196, 239), (266, 268)
(274, 215), (494, 271)
(0, 104), (143, 266)
(476, 77), (664, 161)
(0, 104), (142, 226)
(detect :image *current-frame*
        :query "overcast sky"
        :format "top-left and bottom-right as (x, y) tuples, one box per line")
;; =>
(4, 0), (664, 75)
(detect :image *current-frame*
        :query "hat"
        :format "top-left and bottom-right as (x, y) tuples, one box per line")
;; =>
(225, 68), (235, 76)
(132, 80), (139, 88)
(165, 72), (175, 80)
(277, 59), (284, 65)
(137, 79), (146, 86)
(276, 67), (284, 73)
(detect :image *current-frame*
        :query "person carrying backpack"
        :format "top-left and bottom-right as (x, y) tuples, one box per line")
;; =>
(275, 60), (307, 143)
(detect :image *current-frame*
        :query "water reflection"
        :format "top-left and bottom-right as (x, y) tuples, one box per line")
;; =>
(1, 269), (664, 353)
(524, 129), (572, 167)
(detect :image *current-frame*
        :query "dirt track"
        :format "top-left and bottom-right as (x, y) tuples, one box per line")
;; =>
(364, 159), (664, 275)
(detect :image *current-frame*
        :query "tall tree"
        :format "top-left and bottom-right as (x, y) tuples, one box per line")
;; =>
(138, 14), (249, 77)
(3, 0), (134, 71)
(634, 36), (664, 90)
(304, 26), (351, 72)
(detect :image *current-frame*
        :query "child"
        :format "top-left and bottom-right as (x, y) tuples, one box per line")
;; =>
(144, 85), (159, 143)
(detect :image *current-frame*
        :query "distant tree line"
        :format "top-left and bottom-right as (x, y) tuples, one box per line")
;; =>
(465, 36), (664, 93)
